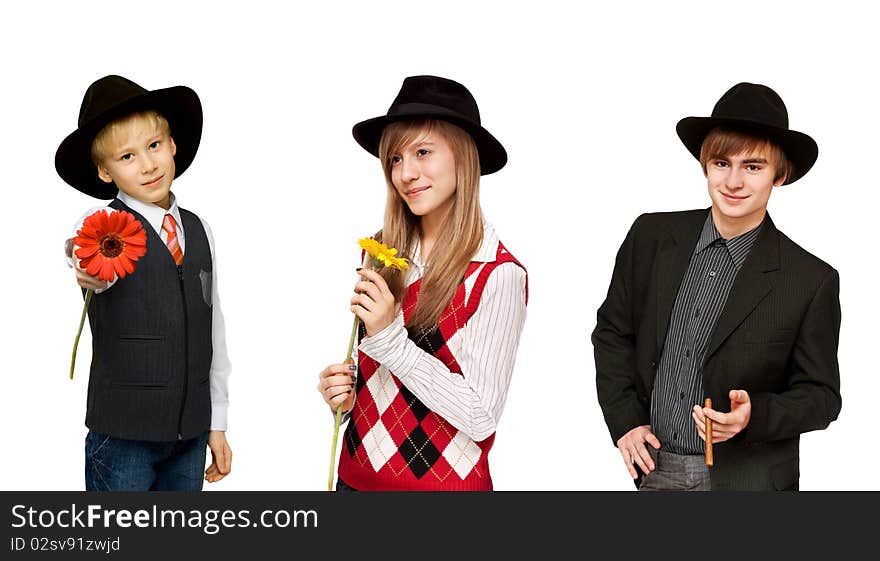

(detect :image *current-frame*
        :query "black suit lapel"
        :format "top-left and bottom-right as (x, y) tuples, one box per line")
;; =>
(704, 214), (781, 360)
(656, 210), (708, 353)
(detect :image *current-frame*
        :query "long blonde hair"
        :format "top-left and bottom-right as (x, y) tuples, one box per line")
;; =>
(377, 119), (483, 328)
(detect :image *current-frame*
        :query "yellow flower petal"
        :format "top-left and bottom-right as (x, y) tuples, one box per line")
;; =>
(358, 237), (409, 271)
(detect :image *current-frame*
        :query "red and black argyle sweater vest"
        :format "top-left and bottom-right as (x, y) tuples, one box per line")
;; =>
(338, 242), (527, 491)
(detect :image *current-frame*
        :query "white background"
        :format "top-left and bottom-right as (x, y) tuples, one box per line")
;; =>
(1, 0), (876, 490)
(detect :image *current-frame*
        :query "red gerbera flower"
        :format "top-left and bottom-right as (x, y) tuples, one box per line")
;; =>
(69, 209), (147, 379)
(73, 210), (147, 282)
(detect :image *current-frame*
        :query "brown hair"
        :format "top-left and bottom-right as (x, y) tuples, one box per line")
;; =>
(377, 119), (483, 328)
(699, 127), (791, 184)
(91, 111), (170, 165)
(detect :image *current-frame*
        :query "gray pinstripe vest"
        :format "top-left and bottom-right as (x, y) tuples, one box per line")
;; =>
(84, 199), (213, 441)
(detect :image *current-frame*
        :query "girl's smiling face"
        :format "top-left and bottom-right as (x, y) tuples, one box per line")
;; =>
(389, 128), (457, 221)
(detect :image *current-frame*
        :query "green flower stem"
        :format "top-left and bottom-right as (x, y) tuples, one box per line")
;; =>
(328, 313), (360, 491)
(70, 288), (94, 380)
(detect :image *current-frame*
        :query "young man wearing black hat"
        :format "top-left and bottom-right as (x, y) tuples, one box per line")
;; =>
(592, 83), (841, 490)
(57, 75), (233, 491)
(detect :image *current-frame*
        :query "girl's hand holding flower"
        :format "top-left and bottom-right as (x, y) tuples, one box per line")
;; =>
(325, 237), (408, 490)
(318, 363), (357, 413)
(351, 268), (397, 336)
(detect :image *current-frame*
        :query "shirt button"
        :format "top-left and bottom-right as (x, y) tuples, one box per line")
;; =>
(680, 391), (685, 399)
(685, 348), (691, 358)
(673, 432), (678, 440)
(709, 270), (717, 277)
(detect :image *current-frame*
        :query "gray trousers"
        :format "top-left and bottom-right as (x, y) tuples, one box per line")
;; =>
(639, 447), (711, 491)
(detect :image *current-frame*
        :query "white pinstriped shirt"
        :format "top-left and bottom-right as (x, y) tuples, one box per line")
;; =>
(357, 221), (528, 442)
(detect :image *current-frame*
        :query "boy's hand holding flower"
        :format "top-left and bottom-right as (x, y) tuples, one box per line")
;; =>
(69, 209), (147, 380)
(351, 268), (397, 336)
(71, 244), (111, 292)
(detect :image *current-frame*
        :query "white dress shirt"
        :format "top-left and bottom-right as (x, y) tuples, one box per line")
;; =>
(357, 221), (527, 442)
(66, 190), (231, 431)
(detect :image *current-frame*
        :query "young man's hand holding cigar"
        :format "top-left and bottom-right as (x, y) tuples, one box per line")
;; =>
(692, 389), (752, 444)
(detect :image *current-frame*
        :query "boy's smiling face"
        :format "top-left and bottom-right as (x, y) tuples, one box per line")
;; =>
(95, 113), (177, 209)
(704, 145), (783, 225)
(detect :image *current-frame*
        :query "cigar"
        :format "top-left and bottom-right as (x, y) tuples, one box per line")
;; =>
(704, 397), (713, 467)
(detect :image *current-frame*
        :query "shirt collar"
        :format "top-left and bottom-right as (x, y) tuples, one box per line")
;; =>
(473, 219), (500, 263)
(117, 190), (182, 235)
(695, 211), (763, 268)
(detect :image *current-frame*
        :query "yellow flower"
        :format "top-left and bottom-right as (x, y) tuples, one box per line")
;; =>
(358, 238), (409, 271)
(327, 237), (410, 490)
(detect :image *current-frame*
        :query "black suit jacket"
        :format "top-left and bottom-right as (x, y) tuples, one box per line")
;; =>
(592, 209), (841, 490)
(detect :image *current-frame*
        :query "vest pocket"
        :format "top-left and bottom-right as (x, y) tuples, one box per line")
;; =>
(118, 335), (163, 341)
(109, 334), (170, 387)
(199, 269), (212, 307)
(109, 381), (168, 389)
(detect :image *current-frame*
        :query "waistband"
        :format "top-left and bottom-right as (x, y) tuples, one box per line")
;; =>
(648, 447), (709, 472)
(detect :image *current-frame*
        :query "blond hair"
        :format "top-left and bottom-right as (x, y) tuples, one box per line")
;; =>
(91, 111), (171, 164)
(699, 127), (792, 184)
(377, 119), (483, 328)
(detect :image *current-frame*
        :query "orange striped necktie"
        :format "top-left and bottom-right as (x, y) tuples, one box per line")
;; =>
(161, 214), (184, 265)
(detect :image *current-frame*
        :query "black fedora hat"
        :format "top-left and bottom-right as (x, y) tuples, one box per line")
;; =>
(352, 75), (507, 175)
(55, 75), (202, 199)
(676, 82), (818, 185)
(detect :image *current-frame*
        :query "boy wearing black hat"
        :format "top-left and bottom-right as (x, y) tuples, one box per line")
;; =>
(57, 75), (232, 491)
(592, 83), (841, 490)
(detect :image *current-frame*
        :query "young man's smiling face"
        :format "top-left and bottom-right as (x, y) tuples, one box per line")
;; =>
(705, 145), (784, 227)
(94, 113), (177, 210)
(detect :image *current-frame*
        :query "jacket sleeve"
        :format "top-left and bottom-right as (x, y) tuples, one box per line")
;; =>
(592, 216), (651, 445)
(743, 268), (842, 443)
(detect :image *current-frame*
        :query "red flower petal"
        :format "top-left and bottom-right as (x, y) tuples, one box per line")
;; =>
(72, 237), (97, 249)
(117, 254), (135, 276)
(112, 258), (127, 279)
(74, 210), (147, 280)
(126, 231), (148, 246)
(127, 247), (147, 260)
(98, 259), (116, 282)
(82, 211), (108, 232)
(119, 220), (141, 238)
(107, 211), (122, 233)
(75, 245), (99, 259)
(85, 258), (102, 277)
(77, 223), (99, 239)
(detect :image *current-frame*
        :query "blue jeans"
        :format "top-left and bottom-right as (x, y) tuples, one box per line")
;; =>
(85, 430), (209, 491)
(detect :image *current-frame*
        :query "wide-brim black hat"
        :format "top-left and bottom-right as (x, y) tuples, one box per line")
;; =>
(676, 82), (818, 185)
(55, 75), (202, 199)
(352, 75), (507, 175)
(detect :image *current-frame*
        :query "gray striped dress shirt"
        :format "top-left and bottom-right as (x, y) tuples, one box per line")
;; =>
(650, 212), (763, 454)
